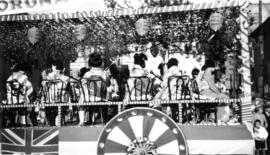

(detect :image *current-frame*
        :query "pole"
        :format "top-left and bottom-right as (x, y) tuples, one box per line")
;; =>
(259, 0), (262, 24)
(0, 92), (2, 128)
(240, 0), (253, 122)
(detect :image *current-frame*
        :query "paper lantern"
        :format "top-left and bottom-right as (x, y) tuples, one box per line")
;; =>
(27, 27), (41, 45)
(209, 12), (223, 32)
(75, 24), (87, 41)
(135, 18), (151, 36)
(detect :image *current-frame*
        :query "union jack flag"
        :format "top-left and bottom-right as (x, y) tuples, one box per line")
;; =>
(1, 128), (59, 155)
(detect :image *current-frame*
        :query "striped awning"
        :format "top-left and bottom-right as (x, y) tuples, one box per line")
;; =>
(60, 126), (253, 155)
(0, 0), (241, 22)
(180, 125), (254, 155)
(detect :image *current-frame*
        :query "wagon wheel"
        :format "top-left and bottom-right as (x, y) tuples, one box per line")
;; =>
(97, 107), (188, 155)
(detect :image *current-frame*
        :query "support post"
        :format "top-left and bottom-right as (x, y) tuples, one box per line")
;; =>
(57, 106), (61, 127)
(178, 102), (182, 124)
(0, 93), (2, 128)
(118, 103), (122, 114)
(239, 0), (253, 122)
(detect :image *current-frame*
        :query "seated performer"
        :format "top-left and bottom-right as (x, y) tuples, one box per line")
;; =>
(197, 60), (228, 99)
(197, 59), (230, 123)
(78, 53), (109, 125)
(6, 62), (33, 126)
(41, 59), (69, 126)
(155, 58), (192, 100)
(154, 58), (193, 119)
(124, 53), (153, 101)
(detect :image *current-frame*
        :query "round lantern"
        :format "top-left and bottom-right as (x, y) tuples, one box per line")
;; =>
(135, 18), (151, 36)
(209, 12), (223, 32)
(27, 26), (41, 45)
(75, 24), (87, 41)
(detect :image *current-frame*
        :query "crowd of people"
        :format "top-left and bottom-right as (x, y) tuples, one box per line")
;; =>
(1, 51), (238, 127)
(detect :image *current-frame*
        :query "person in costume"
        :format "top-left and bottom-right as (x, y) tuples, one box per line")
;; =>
(124, 53), (153, 101)
(78, 53), (109, 125)
(197, 59), (230, 123)
(6, 62), (33, 127)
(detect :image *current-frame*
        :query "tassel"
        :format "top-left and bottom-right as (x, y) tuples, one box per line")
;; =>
(208, 34), (215, 42)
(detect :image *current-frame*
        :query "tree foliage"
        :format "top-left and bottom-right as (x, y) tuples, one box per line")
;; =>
(0, 7), (241, 70)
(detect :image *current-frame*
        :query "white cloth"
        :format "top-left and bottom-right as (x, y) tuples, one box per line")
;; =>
(254, 127), (268, 141)
(244, 122), (268, 141)
(145, 52), (164, 76)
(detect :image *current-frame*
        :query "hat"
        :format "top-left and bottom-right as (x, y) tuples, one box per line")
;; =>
(252, 98), (264, 111)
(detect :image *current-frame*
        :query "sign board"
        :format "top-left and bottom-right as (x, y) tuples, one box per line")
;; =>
(0, 0), (68, 16)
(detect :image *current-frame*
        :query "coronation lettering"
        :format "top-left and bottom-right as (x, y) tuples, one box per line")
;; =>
(0, 0), (59, 13)
(11, 0), (22, 10)
(0, 0), (8, 11)
(25, 0), (37, 8)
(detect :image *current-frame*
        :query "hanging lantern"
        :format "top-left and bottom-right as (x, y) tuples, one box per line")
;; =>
(209, 12), (223, 32)
(27, 27), (41, 45)
(75, 24), (87, 41)
(135, 18), (151, 36)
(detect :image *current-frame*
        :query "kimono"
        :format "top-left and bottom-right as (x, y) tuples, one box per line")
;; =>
(197, 67), (229, 99)
(155, 66), (186, 100)
(197, 67), (230, 122)
(80, 67), (108, 102)
(124, 64), (153, 101)
(40, 70), (70, 126)
(6, 71), (33, 125)
(153, 66), (186, 117)
(6, 71), (33, 104)
(41, 71), (70, 103)
(78, 67), (108, 125)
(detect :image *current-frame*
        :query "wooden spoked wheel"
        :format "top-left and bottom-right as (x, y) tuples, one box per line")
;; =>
(97, 107), (188, 155)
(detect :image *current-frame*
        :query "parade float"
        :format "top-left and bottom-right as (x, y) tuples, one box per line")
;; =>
(0, 0), (255, 154)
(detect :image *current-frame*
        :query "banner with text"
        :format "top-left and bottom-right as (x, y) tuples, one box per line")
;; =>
(0, 0), (68, 16)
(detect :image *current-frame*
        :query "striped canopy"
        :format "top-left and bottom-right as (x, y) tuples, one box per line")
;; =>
(0, 0), (242, 22)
